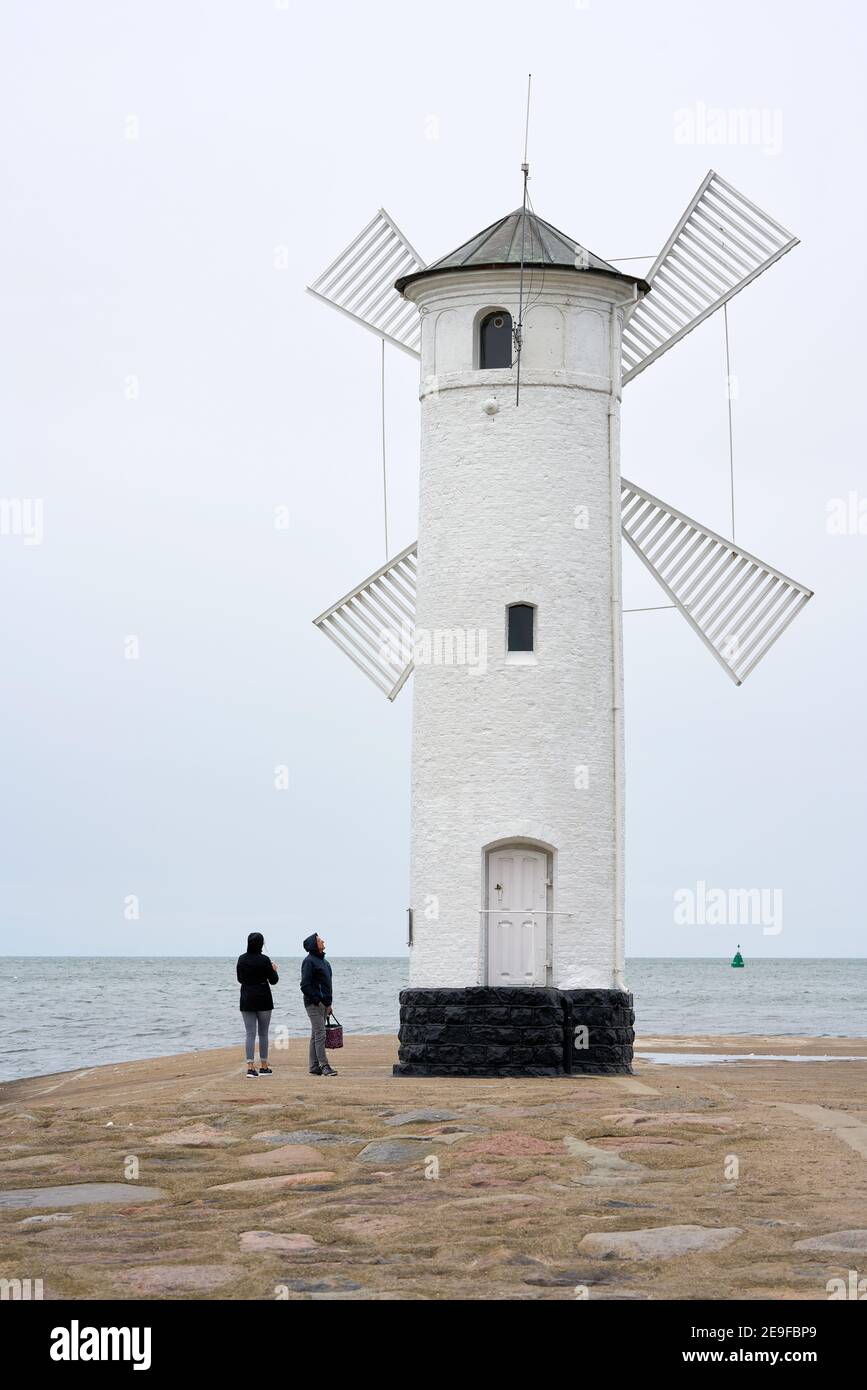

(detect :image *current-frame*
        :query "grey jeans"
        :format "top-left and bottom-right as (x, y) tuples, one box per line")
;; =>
(305, 1002), (328, 1071)
(242, 1009), (272, 1061)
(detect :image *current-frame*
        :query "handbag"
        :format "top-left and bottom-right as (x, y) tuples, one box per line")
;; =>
(324, 1013), (344, 1050)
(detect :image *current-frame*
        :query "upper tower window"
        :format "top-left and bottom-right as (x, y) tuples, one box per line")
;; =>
(479, 310), (513, 369)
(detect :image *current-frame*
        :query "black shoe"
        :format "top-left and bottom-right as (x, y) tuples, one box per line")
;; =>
(309, 1066), (322, 1075)
(258, 1064), (273, 1075)
(246, 1067), (258, 1078)
(320, 1065), (338, 1077)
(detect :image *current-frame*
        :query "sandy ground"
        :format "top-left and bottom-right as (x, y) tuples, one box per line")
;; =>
(1, 1034), (866, 1301)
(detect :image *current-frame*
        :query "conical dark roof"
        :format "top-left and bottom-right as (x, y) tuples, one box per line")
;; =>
(395, 208), (649, 294)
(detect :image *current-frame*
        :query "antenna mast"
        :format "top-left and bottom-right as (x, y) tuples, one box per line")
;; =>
(515, 73), (532, 407)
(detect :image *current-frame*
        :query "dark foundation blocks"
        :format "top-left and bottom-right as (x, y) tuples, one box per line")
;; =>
(562, 988), (635, 1075)
(393, 986), (634, 1077)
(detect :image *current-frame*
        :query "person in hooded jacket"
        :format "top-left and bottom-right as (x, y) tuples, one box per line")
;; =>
(301, 933), (337, 1076)
(237, 932), (279, 1077)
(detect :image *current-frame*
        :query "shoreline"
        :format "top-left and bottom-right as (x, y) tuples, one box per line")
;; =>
(3, 1032), (867, 1091)
(5, 958), (864, 1086)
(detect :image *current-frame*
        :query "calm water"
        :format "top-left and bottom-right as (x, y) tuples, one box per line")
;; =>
(0, 956), (864, 1082)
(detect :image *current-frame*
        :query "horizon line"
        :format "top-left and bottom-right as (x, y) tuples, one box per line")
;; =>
(1, 954), (865, 962)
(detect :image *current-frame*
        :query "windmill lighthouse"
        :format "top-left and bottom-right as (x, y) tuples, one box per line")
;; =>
(308, 167), (812, 1077)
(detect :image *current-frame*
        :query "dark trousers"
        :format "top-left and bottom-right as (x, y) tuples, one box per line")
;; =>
(305, 1002), (328, 1071)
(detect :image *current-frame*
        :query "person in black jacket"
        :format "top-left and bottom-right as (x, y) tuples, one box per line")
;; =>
(300, 933), (337, 1076)
(237, 932), (279, 1077)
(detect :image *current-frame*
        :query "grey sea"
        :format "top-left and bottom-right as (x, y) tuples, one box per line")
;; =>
(0, 956), (864, 1082)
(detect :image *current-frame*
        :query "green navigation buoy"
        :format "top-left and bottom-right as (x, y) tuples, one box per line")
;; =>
(731, 944), (745, 968)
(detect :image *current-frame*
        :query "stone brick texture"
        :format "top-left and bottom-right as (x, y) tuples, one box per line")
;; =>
(393, 986), (634, 1077)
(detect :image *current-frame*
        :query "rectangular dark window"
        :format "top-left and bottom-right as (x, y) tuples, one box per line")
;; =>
(507, 603), (534, 651)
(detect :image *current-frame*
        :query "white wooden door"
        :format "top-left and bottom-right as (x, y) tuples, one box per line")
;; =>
(486, 847), (547, 985)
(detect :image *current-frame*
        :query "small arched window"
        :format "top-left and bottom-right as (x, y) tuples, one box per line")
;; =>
(507, 603), (535, 652)
(479, 310), (513, 369)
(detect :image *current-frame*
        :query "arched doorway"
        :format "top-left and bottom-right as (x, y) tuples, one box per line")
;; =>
(484, 841), (552, 986)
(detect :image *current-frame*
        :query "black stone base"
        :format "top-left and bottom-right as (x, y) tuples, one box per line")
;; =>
(562, 988), (635, 1075)
(393, 986), (633, 1077)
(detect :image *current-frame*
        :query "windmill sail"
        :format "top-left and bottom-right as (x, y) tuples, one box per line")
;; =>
(620, 479), (813, 684)
(306, 209), (424, 357)
(313, 543), (417, 700)
(621, 171), (798, 385)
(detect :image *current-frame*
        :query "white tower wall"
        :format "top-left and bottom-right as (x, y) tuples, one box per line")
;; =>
(405, 269), (633, 993)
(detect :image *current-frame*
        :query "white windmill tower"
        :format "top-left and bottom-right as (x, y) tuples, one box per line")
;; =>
(306, 162), (811, 1077)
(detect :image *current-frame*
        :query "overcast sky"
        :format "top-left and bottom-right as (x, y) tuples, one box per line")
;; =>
(1, 0), (865, 960)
